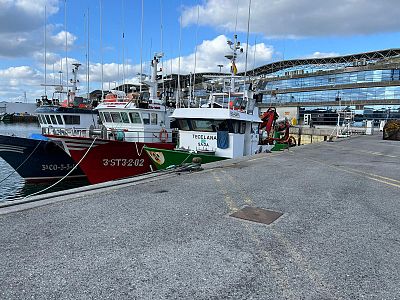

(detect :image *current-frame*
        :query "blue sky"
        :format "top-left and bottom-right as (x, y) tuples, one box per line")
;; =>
(1, 0), (400, 102)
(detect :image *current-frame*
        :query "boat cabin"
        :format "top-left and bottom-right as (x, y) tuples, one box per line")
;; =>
(36, 106), (99, 136)
(171, 92), (261, 158)
(96, 99), (174, 143)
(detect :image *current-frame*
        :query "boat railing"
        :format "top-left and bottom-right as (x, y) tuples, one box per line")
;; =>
(43, 126), (177, 143)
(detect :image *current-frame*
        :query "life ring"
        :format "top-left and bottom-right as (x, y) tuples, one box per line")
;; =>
(159, 128), (168, 142)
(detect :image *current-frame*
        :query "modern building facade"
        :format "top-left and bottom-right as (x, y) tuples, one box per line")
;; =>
(253, 49), (400, 124)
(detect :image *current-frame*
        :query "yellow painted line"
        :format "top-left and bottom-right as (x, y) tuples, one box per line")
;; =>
(270, 228), (344, 300)
(248, 153), (284, 162)
(305, 158), (400, 189)
(212, 171), (239, 213)
(242, 222), (297, 299)
(218, 169), (341, 299)
(328, 144), (400, 159)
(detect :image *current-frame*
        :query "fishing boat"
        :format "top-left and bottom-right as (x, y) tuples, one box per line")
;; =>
(0, 134), (86, 182)
(45, 54), (176, 184)
(144, 35), (270, 170)
(0, 64), (97, 182)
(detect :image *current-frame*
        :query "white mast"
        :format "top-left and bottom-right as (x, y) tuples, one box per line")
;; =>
(177, 4), (182, 107)
(100, 0), (104, 99)
(244, 0), (252, 78)
(44, 5), (47, 97)
(226, 35), (242, 92)
(192, 4), (200, 105)
(87, 8), (90, 101)
(122, 0), (125, 89)
(160, 0), (164, 100)
(140, 0), (144, 93)
(64, 0), (69, 101)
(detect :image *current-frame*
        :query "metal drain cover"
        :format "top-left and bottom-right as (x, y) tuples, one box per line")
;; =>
(230, 206), (283, 225)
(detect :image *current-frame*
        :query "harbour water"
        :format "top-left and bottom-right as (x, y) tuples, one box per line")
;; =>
(0, 122), (89, 202)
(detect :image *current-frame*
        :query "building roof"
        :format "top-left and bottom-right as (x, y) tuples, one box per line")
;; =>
(239, 48), (400, 77)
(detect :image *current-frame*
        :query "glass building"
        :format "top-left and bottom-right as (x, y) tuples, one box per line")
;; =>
(252, 49), (400, 124)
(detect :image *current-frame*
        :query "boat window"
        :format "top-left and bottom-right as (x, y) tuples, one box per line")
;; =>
(45, 115), (51, 124)
(191, 119), (215, 132)
(103, 112), (112, 123)
(56, 115), (63, 125)
(151, 113), (158, 125)
(50, 115), (57, 125)
(110, 112), (122, 123)
(38, 115), (44, 124)
(121, 112), (130, 123)
(228, 120), (246, 134)
(240, 121), (246, 134)
(177, 119), (190, 130)
(129, 112), (142, 124)
(64, 115), (80, 125)
(142, 112), (150, 125)
(99, 112), (106, 123)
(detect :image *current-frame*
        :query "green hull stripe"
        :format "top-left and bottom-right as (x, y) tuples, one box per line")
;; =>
(144, 147), (227, 170)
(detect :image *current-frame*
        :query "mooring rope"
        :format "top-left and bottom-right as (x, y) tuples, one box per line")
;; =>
(0, 139), (43, 184)
(23, 137), (97, 199)
(134, 141), (145, 156)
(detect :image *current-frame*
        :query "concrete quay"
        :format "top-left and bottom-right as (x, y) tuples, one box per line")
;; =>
(0, 135), (399, 299)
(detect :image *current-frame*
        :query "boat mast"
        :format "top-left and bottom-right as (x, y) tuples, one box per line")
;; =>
(140, 0), (144, 93)
(177, 3), (182, 107)
(244, 0), (252, 79)
(100, 0), (104, 99)
(86, 8), (90, 101)
(44, 5), (47, 97)
(64, 0), (69, 102)
(122, 0), (125, 89)
(192, 4), (200, 106)
(71, 63), (81, 102)
(149, 53), (163, 101)
(160, 0), (164, 100)
(226, 35), (242, 92)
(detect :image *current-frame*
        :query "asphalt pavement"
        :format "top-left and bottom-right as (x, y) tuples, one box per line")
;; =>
(0, 134), (399, 299)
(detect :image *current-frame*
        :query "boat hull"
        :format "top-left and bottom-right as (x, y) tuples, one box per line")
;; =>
(144, 146), (228, 170)
(47, 135), (176, 184)
(0, 134), (86, 182)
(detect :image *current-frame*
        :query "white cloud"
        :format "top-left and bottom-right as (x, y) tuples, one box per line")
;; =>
(0, 1), (77, 59)
(0, 65), (43, 100)
(0, 0), (59, 33)
(0, 35), (274, 101)
(303, 52), (340, 59)
(163, 35), (273, 74)
(182, 0), (400, 38)
(50, 31), (77, 48)
(0, 27), (77, 59)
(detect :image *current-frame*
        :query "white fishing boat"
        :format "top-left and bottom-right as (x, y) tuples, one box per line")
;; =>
(144, 35), (272, 170)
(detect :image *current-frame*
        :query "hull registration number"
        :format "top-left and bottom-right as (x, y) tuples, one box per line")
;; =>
(102, 158), (144, 167)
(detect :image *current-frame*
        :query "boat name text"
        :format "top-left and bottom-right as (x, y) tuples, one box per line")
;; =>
(192, 134), (216, 147)
(102, 158), (144, 167)
(42, 164), (75, 171)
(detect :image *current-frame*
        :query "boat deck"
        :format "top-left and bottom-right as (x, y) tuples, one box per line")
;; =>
(0, 134), (399, 299)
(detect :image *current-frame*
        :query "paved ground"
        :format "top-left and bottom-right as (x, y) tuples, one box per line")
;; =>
(0, 134), (399, 299)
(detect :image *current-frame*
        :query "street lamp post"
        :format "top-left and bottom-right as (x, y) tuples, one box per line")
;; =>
(217, 64), (223, 73)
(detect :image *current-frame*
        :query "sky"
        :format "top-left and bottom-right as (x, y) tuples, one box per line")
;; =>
(1, 0), (400, 102)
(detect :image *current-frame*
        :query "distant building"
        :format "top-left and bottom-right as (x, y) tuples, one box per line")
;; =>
(253, 49), (400, 124)
(0, 101), (38, 115)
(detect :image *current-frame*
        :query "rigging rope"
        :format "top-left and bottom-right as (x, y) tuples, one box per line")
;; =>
(23, 137), (98, 199)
